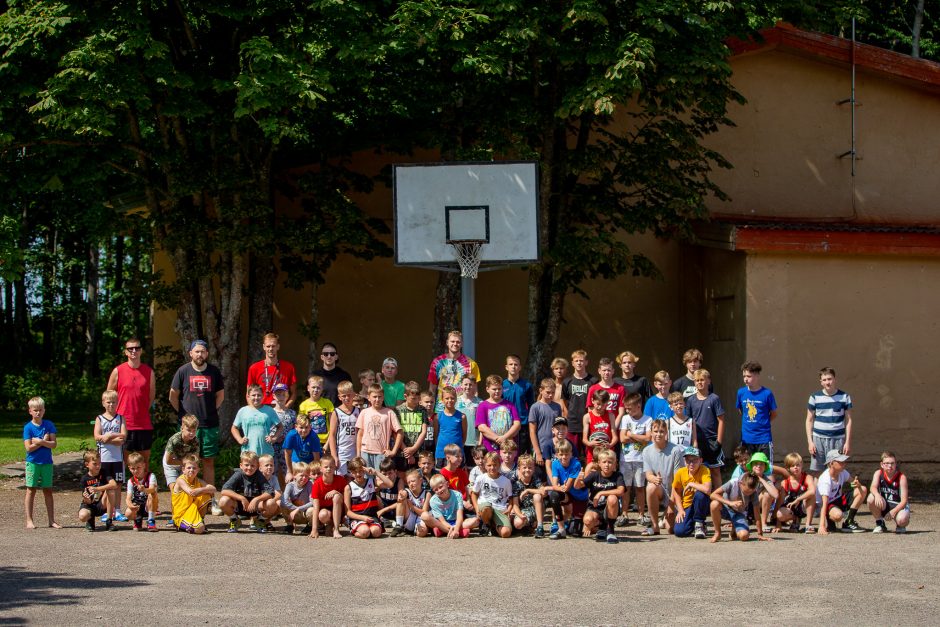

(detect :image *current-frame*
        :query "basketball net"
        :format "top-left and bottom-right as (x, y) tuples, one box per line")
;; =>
(451, 241), (484, 279)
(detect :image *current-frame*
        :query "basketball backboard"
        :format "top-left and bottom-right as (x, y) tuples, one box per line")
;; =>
(393, 161), (540, 270)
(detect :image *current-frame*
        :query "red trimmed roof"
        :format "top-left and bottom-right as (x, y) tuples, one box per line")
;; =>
(733, 225), (940, 256)
(729, 23), (940, 94)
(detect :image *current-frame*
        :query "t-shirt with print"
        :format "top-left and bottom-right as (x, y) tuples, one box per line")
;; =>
(512, 475), (544, 512)
(736, 386), (777, 444)
(395, 403), (429, 451)
(428, 353), (481, 413)
(472, 473), (513, 512)
(430, 489), (464, 522)
(562, 374), (597, 434)
(440, 465), (470, 497)
(81, 471), (113, 505)
(475, 400), (520, 453)
(582, 471), (625, 504)
(223, 469), (270, 499)
(620, 414), (652, 463)
(455, 395), (483, 447)
(672, 465), (712, 509)
(356, 407), (402, 455)
(96, 414), (125, 463)
(170, 363), (225, 428)
(333, 405), (360, 465)
(587, 382), (625, 421)
(298, 397), (335, 446)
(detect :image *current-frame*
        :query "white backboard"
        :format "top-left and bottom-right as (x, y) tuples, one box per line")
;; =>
(393, 161), (540, 268)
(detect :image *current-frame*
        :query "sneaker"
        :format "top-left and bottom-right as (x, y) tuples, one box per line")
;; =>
(147, 519), (157, 532)
(841, 520), (865, 533)
(606, 532), (619, 544)
(105, 518), (116, 532)
(133, 519), (142, 531)
(210, 501), (223, 517)
(895, 526), (908, 534)
(549, 522), (559, 535)
(100, 514), (108, 523)
(640, 514), (652, 527)
(873, 521), (887, 534)
(595, 529), (607, 542)
(84, 521), (95, 532)
(227, 519), (239, 533)
(114, 512), (129, 522)
(165, 519), (176, 528)
(284, 524), (295, 535)
(534, 526), (545, 539)
(694, 522), (706, 539)
(789, 521), (802, 533)
(479, 524), (491, 537)
(300, 524), (313, 535)
(615, 515), (629, 528)
(549, 528), (566, 540)
(258, 524), (268, 534)
(389, 525), (405, 537)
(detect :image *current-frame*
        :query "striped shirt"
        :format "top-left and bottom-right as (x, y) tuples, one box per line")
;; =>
(807, 389), (852, 437)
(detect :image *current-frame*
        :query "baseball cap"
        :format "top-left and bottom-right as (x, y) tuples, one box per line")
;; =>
(382, 357), (398, 367)
(190, 339), (208, 350)
(553, 417), (569, 427)
(682, 446), (702, 458)
(746, 452), (771, 473)
(825, 450), (849, 465)
(272, 383), (289, 393)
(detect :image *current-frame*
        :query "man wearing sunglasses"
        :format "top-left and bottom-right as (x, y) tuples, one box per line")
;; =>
(311, 342), (352, 405)
(107, 337), (156, 468)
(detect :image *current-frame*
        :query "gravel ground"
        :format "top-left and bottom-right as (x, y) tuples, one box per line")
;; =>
(1, 458), (937, 626)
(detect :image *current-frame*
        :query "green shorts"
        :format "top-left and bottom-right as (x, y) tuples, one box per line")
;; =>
(197, 427), (220, 458)
(480, 501), (510, 529)
(25, 462), (53, 488)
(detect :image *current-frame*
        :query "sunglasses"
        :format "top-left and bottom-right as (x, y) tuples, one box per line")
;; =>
(126, 346), (142, 352)
(321, 351), (337, 357)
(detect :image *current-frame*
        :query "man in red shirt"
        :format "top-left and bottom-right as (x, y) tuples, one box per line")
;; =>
(107, 337), (155, 467)
(246, 332), (297, 407)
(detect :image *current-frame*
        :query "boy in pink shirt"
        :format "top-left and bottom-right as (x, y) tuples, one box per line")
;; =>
(356, 384), (403, 470)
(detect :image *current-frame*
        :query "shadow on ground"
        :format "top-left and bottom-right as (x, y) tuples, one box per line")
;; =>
(0, 566), (147, 613)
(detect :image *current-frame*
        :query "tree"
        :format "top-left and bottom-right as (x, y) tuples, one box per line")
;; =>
(389, 0), (770, 378)
(0, 1), (390, 429)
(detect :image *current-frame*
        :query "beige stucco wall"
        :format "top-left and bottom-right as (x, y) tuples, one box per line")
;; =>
(741, 253), (940, 461)
(708, 48), (940, 223)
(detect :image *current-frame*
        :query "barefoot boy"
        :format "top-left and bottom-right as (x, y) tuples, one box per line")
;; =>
(23, 397), (60, 530)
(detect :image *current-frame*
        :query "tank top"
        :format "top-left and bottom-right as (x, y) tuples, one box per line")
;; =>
(334, 406), (360, 463)
(348, 477), (379, 513)
(97, 414), (125, 463)
(781, 472), (809, 506)
(668, 416), (694, 449)
(877, 470), (903, 504)
(115, 362), (153, 430)
(587, 411), (612, 440)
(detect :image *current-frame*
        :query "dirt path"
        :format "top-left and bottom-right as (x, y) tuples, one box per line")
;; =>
(1, 461), (937, 625)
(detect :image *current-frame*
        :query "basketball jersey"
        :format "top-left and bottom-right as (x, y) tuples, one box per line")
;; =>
(128, 473), (155, 507)
(781, 472), (809, 507)
(97, 414), (124, 463)
(668, 417), (694, 449)
(334, 406), (360, 463)
(877, 470), (903, 504)
(348, 477), (379, 513)
(587, 412), (612, 440)
(407, 488), (426, 511)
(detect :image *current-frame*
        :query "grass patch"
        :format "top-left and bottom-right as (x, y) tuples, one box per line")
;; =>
(0, 411), (94, 464)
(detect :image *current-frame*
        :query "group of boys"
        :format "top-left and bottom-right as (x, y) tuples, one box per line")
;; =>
(23, 340), (912, 541)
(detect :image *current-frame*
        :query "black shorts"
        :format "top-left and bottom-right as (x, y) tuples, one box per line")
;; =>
(100, 461), (124, 484)
(587, 496), (619, 518)
(80, 501), (107, 517)
(700, 438), (725, 468)
(126, 429), (154, 453)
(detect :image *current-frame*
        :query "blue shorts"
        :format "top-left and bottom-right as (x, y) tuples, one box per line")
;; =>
(721, 505), (750, 533)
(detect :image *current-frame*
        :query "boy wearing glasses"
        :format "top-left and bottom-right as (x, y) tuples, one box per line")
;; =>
(867, 451), (910, 533)
(107, 337), (155, 468)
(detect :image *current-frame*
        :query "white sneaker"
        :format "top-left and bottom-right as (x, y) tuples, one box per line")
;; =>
(210, 500), (223, 517)
(694, 522), (706, 539)
(640, 514), (652, 527)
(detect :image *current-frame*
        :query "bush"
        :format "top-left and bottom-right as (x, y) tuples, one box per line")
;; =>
(0, 369), (101, 410)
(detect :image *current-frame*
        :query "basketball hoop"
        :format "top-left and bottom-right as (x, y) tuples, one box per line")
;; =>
(451, 241), (484, 279)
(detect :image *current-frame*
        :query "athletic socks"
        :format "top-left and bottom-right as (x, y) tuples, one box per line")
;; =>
(395, 515), (404, 527)
(846, 508), (858, 525)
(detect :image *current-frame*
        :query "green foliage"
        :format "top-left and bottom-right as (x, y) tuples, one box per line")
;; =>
(0, 410), (94, 464)
(0, 369), (102, 411)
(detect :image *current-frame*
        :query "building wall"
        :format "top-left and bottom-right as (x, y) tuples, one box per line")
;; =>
(742, 253), (940, 461)
(707, 48), (940, 223)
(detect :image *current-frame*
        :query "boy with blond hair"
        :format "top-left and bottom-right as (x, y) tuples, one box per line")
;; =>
(23, 397), (60, 529)
(644, 371), (673, 423)
(868, 451), (910, 534)
(549, 358), (569, 414)
(94, 389), (127, 521)
(476, 374), (521, 453)
(547, 439), (589, 539)
(232, 384), (280, 457)
(163, 414), (201, 491)
(172, 455), (216, 534)
(576, 448), (626, 543)
(667, 392), (697, 449)
(423, 473), (477, 538)
(299, 375), (335, 451)
(686, 369), (725, 488)
(281, 461), (315, 534)
(503, 354), (535, 454)
(310, 455), (347, 538)
(806, 367), (853, 476)
(358, 369), (377, 408)
(562, 350), (596, 455)
(615, 351), (653, 405)
(529, 378), (561, 471)
(775, 451), (816, 533)
(817, 450), (868, 534)
(510, 454), (546, 537)
(455, 375), (483, 464)
(357, 383), (403, 470)
(618, 393), (652, 527)
(327, 380), (359, 474)
(472, 451), (514, 538)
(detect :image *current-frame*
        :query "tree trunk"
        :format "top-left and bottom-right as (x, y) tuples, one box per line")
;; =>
(213, 249), (246, 444)
(431, 271), (461, 358)
(912, 0), (925, 58)
(84, 243), (99, 378)
(247, 253), (275, 364)
(112, 234), (125, 356)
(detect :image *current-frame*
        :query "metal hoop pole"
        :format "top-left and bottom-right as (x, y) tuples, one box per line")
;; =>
(461, 275), (476, 358)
